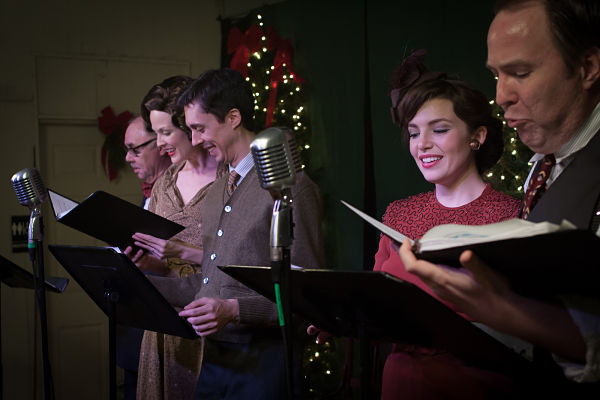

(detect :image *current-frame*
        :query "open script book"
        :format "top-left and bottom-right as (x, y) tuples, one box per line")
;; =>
(48, 189), (184, 249)
(341, 200), (600, 296)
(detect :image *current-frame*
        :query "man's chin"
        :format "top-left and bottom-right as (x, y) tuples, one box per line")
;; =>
(133, 171), (147, 180)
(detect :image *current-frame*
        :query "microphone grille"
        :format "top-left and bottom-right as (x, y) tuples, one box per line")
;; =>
(11, 168), (47, 208)
(251, 127), (303, 190)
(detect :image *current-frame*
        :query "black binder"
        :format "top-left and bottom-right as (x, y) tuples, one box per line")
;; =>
(48, 189), (184, 249)
(48, 245), (196, 339)
(219, 266), (531, 375)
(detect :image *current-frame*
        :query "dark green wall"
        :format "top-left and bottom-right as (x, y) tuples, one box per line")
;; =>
(255, 0), (497, 270)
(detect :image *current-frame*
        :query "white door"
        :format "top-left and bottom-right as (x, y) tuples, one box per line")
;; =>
(11, 55), (189, 400)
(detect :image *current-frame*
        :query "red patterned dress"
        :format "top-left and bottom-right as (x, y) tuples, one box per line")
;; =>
(373, 183), (521, 399)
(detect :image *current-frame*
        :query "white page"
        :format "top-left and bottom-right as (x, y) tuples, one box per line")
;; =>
(340, 200), (414, 245)
(420, 218), (575, 251)
(48, 189), (79, 219)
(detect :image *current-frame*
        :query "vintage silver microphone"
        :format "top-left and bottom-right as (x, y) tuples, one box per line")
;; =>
(250, 127), (302, 400)
(10, 168), (55, 400)
(251, 127), (302, 261)
(11, 168), (47, 250)
(251, 126), (302, 194)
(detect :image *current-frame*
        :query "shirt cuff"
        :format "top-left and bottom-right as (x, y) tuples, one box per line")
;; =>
(554, 295), (600, 382)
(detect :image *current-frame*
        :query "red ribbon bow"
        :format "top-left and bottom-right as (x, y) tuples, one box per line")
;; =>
(98, 106), (132, 137)
(98, 106), (133, 181)
(227, 24), (263, 77)
(264, 27), (305, 127)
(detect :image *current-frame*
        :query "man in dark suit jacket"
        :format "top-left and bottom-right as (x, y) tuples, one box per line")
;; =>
(149, 68), (324, 399)
(398, 0), (600, 394)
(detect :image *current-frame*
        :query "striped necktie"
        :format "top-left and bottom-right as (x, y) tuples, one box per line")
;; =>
(522, 154), (555, 220)
(226, 170), (240, 196)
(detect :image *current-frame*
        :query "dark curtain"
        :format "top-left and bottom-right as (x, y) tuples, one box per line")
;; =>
(221, 0), (496, 272)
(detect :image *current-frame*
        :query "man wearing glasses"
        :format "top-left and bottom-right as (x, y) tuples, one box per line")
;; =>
(124, 116), (171, 209)
(119, 115), (171, 400)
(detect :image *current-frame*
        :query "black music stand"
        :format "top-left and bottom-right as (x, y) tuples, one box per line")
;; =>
(48, 245), (198, 400)
(0, 255), (68, 400)
(219, 266), (532, 399)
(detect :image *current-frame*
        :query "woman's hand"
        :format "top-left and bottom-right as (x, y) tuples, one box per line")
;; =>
(123, 246), (170, 275)
(132, 232), (203, 263)
(307, 325), (332, 344)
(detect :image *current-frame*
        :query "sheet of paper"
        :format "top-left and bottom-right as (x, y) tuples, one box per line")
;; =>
(420, 218), (573, 251)
(48, 189), (79, 219)
(340, 200), (414, 245)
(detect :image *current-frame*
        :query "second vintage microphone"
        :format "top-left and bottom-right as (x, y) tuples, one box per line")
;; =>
(250, 127), (302, 400)
(250, 127), (303, 260)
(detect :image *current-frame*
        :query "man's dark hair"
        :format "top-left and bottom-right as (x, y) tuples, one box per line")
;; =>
(178, 68), (255, 131)
(494, 0), (600, 73)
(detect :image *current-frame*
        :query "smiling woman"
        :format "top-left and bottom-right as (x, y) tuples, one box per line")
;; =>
(126, 75), (225, 400)
(372, 50), (522, 399)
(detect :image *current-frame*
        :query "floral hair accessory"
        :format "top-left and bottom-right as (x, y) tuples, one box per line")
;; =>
(390, 49), (446, 126)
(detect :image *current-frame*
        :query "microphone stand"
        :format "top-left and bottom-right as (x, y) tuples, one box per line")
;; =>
(29, 208), (55, 400)
(269, 191), (294, 400)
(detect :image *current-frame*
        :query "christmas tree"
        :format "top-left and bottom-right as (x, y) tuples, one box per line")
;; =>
(226, 13), (341, 398)
(485, 100), (533, 198)
(226, 13), (312, 169)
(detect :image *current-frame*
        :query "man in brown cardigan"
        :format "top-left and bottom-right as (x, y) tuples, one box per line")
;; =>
(149, 68), (324, 399)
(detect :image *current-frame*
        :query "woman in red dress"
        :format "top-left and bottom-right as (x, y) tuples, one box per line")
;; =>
(376, 50), (521, 399)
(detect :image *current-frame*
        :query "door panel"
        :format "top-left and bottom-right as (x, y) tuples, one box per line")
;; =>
(31, 55), (189, 400)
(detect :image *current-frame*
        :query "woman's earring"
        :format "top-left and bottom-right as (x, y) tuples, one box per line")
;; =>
(470, 139), (481, 151)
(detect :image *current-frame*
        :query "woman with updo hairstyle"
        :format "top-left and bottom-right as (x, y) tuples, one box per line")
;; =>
(373, 50), (522, 398)
(127, 75), (225, 400)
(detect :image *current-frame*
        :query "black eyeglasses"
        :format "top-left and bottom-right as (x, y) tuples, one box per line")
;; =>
(124, 138), (156, 157)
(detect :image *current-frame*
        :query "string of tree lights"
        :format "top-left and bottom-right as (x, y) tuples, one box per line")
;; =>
(227, 13), (312, 169)
(226, 13), (340, 398)
(485, 100), (533, 198)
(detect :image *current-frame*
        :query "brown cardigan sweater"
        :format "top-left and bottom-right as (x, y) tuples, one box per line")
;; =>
(150, 167), (324, 343)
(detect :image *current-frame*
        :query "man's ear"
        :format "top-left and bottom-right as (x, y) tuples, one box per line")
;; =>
(580, 47), (600, 90)
(227, 108), (242, 130)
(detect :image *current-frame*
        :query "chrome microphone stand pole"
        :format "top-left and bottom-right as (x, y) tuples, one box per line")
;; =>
(29, 208), (54, 400)
(270, 191), (294, 400)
